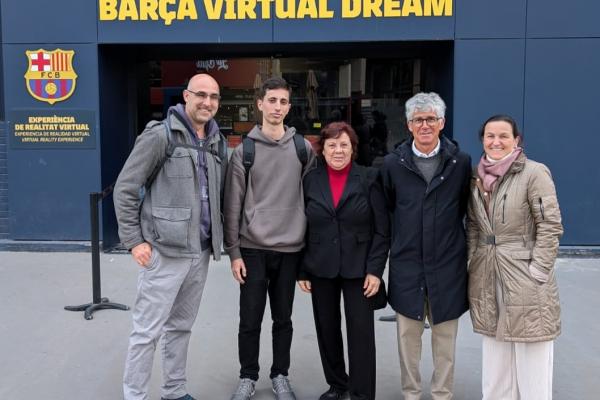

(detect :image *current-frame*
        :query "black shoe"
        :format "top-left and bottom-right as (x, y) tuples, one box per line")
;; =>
(161, 395), (196, 400)
(319, 387), (347, 400)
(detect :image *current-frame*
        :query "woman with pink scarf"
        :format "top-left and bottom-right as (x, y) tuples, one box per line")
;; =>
(466, 115), (563, 400)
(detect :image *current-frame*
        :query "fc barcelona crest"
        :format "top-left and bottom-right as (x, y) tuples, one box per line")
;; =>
(24, 49), (77, 105)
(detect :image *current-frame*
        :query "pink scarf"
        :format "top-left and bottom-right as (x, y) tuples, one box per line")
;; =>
(477, 148), (522, 192)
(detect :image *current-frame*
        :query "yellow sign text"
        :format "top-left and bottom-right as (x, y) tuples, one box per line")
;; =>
(99, 0), (198, 25)
(98, 0), (452, 22)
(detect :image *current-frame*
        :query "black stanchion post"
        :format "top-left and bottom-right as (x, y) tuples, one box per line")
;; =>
(91, 192), (102, 304)
(65, 189), (129, 320)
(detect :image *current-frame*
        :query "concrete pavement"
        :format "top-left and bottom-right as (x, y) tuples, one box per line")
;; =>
(0, 252), (597, 399)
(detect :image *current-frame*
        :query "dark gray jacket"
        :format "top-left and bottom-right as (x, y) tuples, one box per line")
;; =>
(114, 112), (227, 260)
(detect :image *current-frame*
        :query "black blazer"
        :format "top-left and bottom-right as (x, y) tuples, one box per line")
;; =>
(301, 159), (389, 279)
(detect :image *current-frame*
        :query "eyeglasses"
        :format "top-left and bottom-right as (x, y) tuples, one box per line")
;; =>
(185, 89), (221, 102)
(409, 117), (442, 126)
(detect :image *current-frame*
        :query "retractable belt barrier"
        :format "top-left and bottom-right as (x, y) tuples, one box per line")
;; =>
(64, 185), (129, 320)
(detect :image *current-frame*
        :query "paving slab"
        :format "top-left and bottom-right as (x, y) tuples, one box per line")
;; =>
(0, 252), (597, 399)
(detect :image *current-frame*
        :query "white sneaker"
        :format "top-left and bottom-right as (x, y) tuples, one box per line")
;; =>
(230, 378), (256, 400)
(272, 374), (296, 400)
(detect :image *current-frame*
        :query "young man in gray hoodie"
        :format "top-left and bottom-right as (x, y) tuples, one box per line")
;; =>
(224, 77), (315, 400)
(114, 74), (227, 400)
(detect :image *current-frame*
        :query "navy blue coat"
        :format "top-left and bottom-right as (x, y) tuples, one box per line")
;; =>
(377, 137), (471, 324)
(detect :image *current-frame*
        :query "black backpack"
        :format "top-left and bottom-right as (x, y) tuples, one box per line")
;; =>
(241, 133), (308, 187)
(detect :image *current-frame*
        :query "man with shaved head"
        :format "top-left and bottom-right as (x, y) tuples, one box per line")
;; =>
(115, 74), (227, 400)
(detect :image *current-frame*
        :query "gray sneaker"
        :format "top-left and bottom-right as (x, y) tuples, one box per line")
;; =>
(271, 374), (296, 400)
(231, 378), (256, 400)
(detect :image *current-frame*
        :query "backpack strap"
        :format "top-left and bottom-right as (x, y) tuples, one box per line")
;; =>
(241, 133), (307, 188)
(292, 133), (308, 168)
(242, 135), (255, 188)
(215, 132), (228, 204)
(217, 132), (227, 161)
(144, 117), (175, 190)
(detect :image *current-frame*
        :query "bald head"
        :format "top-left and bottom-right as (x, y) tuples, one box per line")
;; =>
(183, 73), (221, 136)
(187, 73), (219, 92)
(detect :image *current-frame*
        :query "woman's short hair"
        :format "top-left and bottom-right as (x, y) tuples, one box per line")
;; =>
(405, 92), (446, 120)
(478, 114), (523, 145)
(317, 121), (359, 160)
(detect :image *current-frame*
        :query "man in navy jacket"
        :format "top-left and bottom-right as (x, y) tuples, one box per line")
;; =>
(376, 92), (471, 400)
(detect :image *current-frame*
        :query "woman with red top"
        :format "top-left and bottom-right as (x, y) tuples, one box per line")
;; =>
(298, 121), (389, 400)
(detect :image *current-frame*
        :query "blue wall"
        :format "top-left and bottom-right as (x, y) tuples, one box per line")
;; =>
(523, 38), (600, 244)
(1, 0), (100, 240)
(0, 122), (7, 240)
(453, 39), (525, 157)
(1, 0), (598, 244)
(1, 1), (96, 43)
(453, 0), (600, 244)
(0, 3), (7, 239)
(3, 44), (101, 239)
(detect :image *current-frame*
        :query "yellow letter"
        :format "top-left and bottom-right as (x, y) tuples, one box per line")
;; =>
(383, 0), (401, 17)
(204, 0), (224, 20)
(139, 0), (159, 20)
(318, 0), (334, 18)
(238, 0), (257, 19)
(178, 0), (199, 20)
(159, 0), (177, 25)
(402, 0), (423, 16)
(224, 0), (236, 19)
(119, 0), (139, 20)
(257, 0), (272, 18)
(99, 0), (118, 20)
(297, 0), (318, 18)
(341, 0), (361, 18)
(424, 0), (452, 16)
(363, 0), (383, 17)
(275, 0), (296, 19)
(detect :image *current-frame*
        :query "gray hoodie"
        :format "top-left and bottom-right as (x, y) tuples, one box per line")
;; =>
(223, 125), (316, 260)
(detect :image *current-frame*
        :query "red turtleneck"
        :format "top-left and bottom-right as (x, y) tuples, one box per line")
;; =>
(327, 163), (351, 207)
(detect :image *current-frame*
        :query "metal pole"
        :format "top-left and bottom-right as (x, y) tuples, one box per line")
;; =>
(65, 190), (129, 319)
(90, 192), (102, 304)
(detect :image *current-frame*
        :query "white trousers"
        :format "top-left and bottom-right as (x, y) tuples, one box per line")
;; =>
(123, 248), (210, 400)
(482, 335), (554, 400)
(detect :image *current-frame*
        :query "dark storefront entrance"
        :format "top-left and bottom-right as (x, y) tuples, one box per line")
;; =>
(3, 1), (597, 247)
(98, 41), (453, 249)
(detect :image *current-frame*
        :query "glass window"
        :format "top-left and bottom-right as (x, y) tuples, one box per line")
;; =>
(140, 55), (422, 166)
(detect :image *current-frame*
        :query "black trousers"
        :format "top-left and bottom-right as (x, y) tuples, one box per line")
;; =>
(238, 248), (300, 380)
(311, 276), (376, 400)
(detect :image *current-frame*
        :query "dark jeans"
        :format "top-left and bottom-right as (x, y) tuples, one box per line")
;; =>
(311, 276), (376, 400)
(238, 248), (300, 380)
